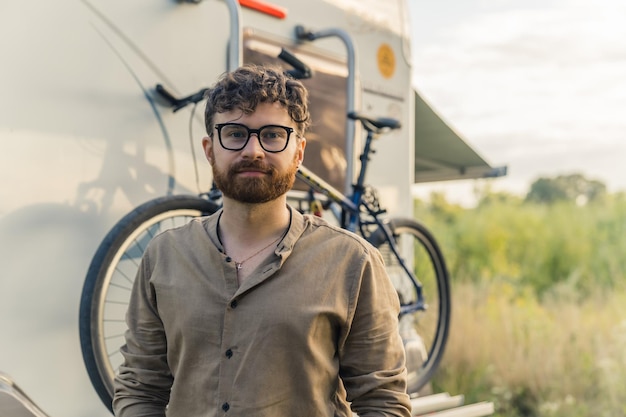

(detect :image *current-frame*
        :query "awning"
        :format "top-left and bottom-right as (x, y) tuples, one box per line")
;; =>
(414, 89), (507, 183)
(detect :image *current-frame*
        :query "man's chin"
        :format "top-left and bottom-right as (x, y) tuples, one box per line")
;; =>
(216, 169), (296, 204)
(223, 183), (279, 204)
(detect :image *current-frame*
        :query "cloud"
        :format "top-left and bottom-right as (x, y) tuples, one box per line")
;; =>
(410, 0), (626, 195)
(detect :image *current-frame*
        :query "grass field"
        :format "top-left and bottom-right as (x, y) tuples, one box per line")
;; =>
(433, 282), (626, 417)
(414, 192), (626, 416)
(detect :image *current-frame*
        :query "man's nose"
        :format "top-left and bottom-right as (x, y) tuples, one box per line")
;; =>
(241, 133), (264, 156)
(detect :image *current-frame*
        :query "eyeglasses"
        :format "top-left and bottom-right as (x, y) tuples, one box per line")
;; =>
(214, 123), (295, 153)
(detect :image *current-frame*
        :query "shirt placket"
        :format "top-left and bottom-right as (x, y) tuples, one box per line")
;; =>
(216, 251), (240, 415)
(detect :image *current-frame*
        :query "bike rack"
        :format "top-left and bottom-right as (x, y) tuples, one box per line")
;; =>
(295, 25), (358, 195)
(223, 0), (243, 71)
(181, 0), (242, 70)
(184, 0), (242, 198)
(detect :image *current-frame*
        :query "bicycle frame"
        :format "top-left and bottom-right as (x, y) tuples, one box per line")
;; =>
(295, 130), (426, 315)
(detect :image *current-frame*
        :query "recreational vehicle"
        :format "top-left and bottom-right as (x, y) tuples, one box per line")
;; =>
(0, 1), (501, 416)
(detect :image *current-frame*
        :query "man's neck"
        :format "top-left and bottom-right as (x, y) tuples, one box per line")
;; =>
(218, 196), (291, 244)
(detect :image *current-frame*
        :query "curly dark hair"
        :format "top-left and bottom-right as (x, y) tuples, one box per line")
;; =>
(204, 65), (311, 138)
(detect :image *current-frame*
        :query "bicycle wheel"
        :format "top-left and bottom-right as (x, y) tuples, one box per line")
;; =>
(367, 218), (451, 396)
(79, 195), (220, 411)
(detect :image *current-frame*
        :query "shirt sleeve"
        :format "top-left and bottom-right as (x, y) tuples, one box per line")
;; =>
(339, 247), (412, 417)
(113, 247), (173, 417)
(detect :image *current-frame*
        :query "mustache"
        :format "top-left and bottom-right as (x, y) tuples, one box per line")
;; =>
(230, 160), (275, 174)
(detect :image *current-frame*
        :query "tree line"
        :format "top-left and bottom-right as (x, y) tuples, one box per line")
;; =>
(414, 173), (626, 299)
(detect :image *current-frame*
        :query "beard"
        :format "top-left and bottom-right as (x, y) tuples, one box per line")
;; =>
(211, 155), (299, 204)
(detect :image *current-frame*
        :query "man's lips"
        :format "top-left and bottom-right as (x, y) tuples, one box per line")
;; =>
(236, 168), (269, 175)
(234, 163), (270, 172)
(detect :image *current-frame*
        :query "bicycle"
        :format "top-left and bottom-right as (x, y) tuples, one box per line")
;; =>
(79, 51), (451, 412)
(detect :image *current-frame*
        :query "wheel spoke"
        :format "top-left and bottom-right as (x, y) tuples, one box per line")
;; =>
(79, 196), (219, 410)
(369, 218), (450, 395)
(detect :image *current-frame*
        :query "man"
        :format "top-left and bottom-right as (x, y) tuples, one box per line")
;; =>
(113, 65), (412, 417)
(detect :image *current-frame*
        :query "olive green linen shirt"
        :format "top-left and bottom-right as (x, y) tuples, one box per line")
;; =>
(113, 206), (411, 417)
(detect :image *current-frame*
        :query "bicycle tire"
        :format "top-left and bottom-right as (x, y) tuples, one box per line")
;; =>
(79, 195), (219, 411)
(367, 217), (451, 396)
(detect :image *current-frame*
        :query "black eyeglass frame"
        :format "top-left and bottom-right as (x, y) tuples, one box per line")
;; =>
(214, 123), (296, 153)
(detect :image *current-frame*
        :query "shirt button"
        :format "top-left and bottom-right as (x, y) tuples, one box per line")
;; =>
(230, 300), (238, 308)
(222, 402), (230, 412)
(225, 349), (233, 359)
(225, 256), (232, 263)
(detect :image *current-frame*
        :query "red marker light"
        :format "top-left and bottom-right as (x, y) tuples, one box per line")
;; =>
(239, 0), (287, 19)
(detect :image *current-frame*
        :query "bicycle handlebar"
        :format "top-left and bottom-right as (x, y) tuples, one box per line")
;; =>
(155, 48), (312, 112)
(278, 48), (313, 79)
(155, 84), (208, 112)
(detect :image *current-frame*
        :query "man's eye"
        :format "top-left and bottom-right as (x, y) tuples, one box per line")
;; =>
(261, 128), (286, 140)
(224, 128), (247, 139)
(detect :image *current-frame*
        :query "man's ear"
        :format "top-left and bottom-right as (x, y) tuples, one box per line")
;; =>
(202, 136), (214, 164)
(296, 136), (306, 165)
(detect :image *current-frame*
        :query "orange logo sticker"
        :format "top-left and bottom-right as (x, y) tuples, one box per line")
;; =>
(377, 43), (395, 79)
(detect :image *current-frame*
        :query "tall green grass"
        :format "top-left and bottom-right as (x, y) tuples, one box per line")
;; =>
(414, 192), (626, 416)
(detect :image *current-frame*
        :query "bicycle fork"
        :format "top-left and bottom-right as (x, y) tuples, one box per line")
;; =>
(375, 220), (427, 316)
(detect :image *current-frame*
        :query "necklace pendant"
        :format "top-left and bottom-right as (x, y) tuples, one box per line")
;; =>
(235, 262), (243, 271)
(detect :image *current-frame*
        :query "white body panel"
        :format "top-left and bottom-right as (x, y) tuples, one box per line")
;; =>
(0, 1), (413, 416)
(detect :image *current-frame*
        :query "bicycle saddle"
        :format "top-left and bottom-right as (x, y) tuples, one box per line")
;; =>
(348, 111), (402, 132)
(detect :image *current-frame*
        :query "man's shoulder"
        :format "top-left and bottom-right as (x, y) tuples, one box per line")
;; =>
(300, 213), (376, 253)
(148, 213), (215, 249)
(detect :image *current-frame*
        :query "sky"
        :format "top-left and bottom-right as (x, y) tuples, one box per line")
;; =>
(407, 0), (626, 205)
